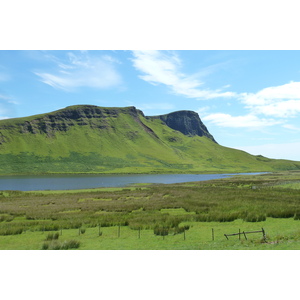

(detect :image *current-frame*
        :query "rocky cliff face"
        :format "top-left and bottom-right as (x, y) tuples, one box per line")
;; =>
(0, 105), (216, 143)
(149, 110), (217, 143)
(14, 105), (143, 137)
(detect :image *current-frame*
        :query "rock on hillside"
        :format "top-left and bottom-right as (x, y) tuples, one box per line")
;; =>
(149, 110), (217, 143)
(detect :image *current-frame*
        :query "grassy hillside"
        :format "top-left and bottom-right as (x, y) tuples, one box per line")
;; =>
(0, 105), (299, 175)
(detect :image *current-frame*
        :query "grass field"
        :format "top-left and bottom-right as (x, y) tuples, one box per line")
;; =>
(1, 171), (300, 250)
(1, 217), (300, 250)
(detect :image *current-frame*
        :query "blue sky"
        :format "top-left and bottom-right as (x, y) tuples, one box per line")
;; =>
(1, 50), (300, 161)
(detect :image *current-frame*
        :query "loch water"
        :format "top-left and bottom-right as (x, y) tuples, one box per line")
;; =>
(0, 173), (264, 191)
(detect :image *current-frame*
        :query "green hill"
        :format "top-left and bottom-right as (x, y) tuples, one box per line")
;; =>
(0, 105), (299, 175)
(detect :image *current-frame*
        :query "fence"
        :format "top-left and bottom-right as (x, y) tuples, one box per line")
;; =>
(224, 228), (266, 242)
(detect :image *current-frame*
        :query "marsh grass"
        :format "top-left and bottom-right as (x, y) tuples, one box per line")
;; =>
(42, 239), (80, 250)
(0, 226), (23, 235)
(45, 232), (59, 241)
(1, 171), (300, 249)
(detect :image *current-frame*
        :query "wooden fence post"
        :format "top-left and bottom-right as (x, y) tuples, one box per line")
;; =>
(184, 229), (186, 241)
(118, 225), (120, 238)
(212, 228), (214, 241)
(138, 227), (141, 239)
(262, 227), (266, 241)
(239, 228), (241, 240)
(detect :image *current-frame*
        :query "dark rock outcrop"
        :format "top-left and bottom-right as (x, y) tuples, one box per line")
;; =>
(149, 110), (217, 143)
(18, 105), (139, 137)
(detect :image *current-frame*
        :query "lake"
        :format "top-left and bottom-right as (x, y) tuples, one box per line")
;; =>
(0, 173), (264, 191)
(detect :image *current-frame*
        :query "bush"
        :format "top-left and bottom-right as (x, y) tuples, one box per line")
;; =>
(0, 227), (23, 236)
(45, 232), (59, 241)
(39, 224), (60, 231)
(294, 213), (300, 220)
(42, 242), (49, 250)
(194, 214), (209, 222)
(0, 215), (14, 222)
(42, 240), (80, 250)
(173, 225), (190, 235)
(267, 210), (295, 219)
(154, 227), (169, 236)
(61, 240), (80, 250)
(243, 214), (266, 222)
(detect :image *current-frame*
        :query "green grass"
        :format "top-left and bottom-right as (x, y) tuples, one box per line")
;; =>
(1, 171), (300, 249)
(1, 218), (300, 250)
(276, 182), (300, 189)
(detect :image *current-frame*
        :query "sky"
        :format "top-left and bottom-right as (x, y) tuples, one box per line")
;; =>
(0, 50), (300, 161)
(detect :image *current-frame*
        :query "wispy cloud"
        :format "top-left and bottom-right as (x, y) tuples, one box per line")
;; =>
(202, 113), (281, 128)
(283, 124), (300, 132)
(202, 80), (300, 129)
(35, 52), (123, 91)
(250, 99), (300, 118)
(240, 81), (300, 118)
(131, 50), (236, 100)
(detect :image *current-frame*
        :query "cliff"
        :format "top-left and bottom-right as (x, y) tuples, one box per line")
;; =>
(149, 110), (217, 143)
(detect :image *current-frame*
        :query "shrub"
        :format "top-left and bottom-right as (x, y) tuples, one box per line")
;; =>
(173, 225), (190, 235)
(243, 213), (266, 222)
(39, 224), (60, 231)
(41, 242), (49, 250)
(0, 215), (14, 222)
(267, 210), (295, 219)
(0, 227), (23, 236)
(45, 232), (59, 241)
(61, 240), (80, 250)
(194, 214), (209, 222)
(154, 227), (169, 236)
(294, 213), (300, 220)
(42, 240), (80, 250)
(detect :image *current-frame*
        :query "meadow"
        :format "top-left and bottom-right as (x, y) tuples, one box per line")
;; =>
(1, 171), (300, 250)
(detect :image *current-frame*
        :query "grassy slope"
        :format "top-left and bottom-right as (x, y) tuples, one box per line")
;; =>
(0, 106), (300, 175)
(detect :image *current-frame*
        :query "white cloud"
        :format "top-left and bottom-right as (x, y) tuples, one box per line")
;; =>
(241, 81), (300, 105)
(196, 106), (211, 116)
(251, 99), (300, 118)
(283, 124), (300, 132)
(131, 50), (236, 100)
(240, 81), (300, 118)
(203, 113), (281, 128)
(35, 52), (122, 91)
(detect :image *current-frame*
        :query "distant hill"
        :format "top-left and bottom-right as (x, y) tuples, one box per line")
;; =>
(0, 105), (299, 175)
